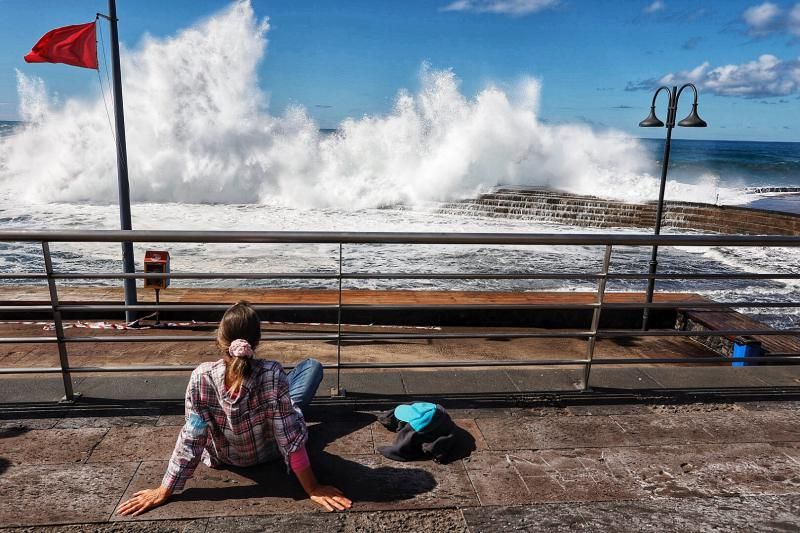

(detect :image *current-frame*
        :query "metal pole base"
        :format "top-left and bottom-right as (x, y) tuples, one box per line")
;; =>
(330, 387), (347, 398)
(59, 392), (82, 404)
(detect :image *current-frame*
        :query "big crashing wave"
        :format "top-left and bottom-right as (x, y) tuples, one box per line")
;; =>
(0, 0), (729, 209)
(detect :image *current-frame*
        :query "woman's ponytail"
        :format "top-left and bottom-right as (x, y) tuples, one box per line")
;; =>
(217, 301), (261, 394)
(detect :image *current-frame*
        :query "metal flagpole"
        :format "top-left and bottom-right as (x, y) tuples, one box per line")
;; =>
(106, 0), (138, 323)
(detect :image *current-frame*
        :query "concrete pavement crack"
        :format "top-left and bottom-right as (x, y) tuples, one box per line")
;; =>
(83, 427), (110, 464)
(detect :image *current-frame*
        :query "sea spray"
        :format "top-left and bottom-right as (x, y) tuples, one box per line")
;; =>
(0, 0), (727, 208)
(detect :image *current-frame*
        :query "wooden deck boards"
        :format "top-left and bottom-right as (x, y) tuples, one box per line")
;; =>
(0, 287), (711, 305)
(681, 308), (800, 354)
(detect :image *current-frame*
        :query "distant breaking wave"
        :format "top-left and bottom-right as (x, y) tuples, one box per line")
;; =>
(744, 186), (800, 194)
(0, 1), (733, 208)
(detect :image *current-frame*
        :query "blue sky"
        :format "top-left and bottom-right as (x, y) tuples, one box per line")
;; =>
(0, 0), (798, 141)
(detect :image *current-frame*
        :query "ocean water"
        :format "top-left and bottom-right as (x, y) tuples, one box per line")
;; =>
(0, 1), (798, 328)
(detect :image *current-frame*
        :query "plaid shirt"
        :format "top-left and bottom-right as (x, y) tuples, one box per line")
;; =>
(162, 359), (308, 492)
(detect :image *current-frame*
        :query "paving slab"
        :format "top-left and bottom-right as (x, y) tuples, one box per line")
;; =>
(202, 509), (469, 533)
(0, 462), (139, 527)
(88, 426), (180, 463)
(400, 369), (517, 395)
(566, 403), (652, 416)
(0, 427), (108, 465)
(618, 408), (800, 446)
(157, 415), (187, 426)
(737, 400), (800, 412)
(0, 377), (82, 403)
(462, 502), (588, 532)
(606, 442), (800, 498)
(1, 519), (209, 532)
(463, 449), (644, 506)
(115, 453), (477, 521)
(475, 414), (633, 451)
(311, 453), (479, 511)
(607, 413), (720, 446)
(113, 460), (314, 521)
(461, 495), (800, 533)
(342, 509), (468, 532)
(576, 495), (800, 533)
(77, 375), (193, 401)
(504, 368), (582, 392)
(586, 367), (663, 390)
(742, 365), (800, 386)
(640, 366), (770, 388)
(697, 410), (800, 444)
(306, 416), (375, 456)
(55, 415), (159, 429)
(204, 514), (343, 533)
(338, 371), (407, 396)
(0, 417), (62, 430)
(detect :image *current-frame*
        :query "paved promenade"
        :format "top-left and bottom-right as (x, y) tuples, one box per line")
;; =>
(2, 389), (800, 531)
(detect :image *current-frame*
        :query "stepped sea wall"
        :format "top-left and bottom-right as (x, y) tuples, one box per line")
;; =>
(440, 187), (800, 235)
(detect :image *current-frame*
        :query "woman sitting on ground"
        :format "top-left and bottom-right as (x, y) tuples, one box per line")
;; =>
(117, 301), (352, 515)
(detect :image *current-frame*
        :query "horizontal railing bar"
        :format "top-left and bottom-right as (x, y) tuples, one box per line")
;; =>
(52, 272), (339, 280)
(0, 366), (199, 374)
(343, 273), (603, 280)
(6, 331), (595, 344)
(604, 302), (800, 309)
(1, 230), (799, 247)
(33, 303), (601, 312)
(591, 356), (800, 364)
(0, 360), (589, 374)
(64, 334), (338, 343)
(611, 273), (800, 280)
(340, 331), (593, 340)
(2, 302), (796, 313)
(336, 359), (590, 368)
(0, 337), (59, 344)
(0, 363), (308, 374)
(340, 304), (600, 310)
(53, 304), (340, 312)
(6, 271), (800, 282)
(5, 329), (798, 344)
(598, 329), (800, 337)
(0, 306), (54, 313)
(2, 354), (800, 375)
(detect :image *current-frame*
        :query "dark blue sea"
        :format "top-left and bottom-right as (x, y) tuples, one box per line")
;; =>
(638, 138), (800, 212)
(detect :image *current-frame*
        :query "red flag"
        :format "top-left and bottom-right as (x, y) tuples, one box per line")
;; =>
(24, 22), (98, 69)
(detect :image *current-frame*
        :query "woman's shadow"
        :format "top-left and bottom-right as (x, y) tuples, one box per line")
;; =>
(174, 410), (476, 505)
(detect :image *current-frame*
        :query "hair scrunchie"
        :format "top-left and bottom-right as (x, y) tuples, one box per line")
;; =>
(228, 339), (255, 359)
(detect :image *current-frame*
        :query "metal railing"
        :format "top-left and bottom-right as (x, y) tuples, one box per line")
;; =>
(0, 230), (799, 401)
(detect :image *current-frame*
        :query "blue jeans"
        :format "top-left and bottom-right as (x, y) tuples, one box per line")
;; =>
(286, 358), (323, 411)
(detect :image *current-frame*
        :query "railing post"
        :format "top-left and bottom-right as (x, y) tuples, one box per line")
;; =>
(41, 241), (78, 402)
(583, 244), (613, 391)
(331, 243), (345, 397)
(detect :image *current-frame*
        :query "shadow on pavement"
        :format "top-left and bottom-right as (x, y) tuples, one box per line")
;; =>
(172, 450), (437, 505)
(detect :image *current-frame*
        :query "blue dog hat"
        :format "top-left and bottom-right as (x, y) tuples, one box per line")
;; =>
(394, 402), (437, 431)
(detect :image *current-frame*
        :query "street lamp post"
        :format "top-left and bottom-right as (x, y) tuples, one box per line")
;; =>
(639, 83), (707, 331)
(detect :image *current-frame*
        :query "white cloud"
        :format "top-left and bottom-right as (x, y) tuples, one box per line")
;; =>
(789, 4), (800, 36)
(742, 2), (800, 37)
(644, 1), (665, 14)
(441, 0), (558, 16)
(657, 55), (800, 98)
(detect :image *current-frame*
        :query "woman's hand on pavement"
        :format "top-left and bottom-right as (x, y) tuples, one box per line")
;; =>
(116, 486), (171, 516)
(309, 484), (352, 512)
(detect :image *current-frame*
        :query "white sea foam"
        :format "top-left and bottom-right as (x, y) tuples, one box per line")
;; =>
(0, 0), (746, 209)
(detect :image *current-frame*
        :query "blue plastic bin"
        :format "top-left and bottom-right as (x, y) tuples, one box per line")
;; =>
(732, 336), (762, 367)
